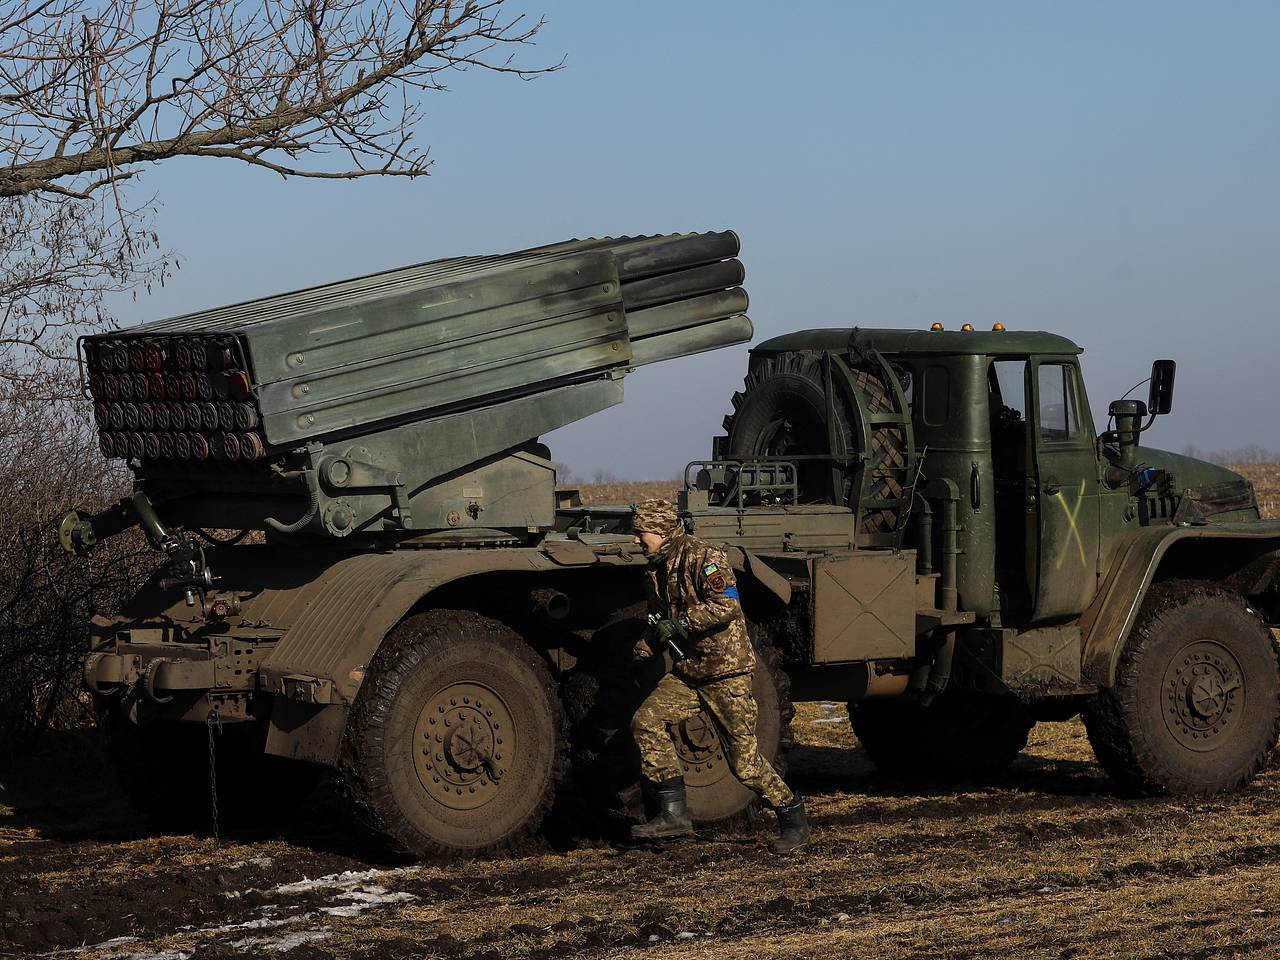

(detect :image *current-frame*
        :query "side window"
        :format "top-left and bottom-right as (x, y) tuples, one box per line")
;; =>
(988, 360), (1028, 477)
(1037, 363), (1082, 443)
(921, 364), (950, 426)
(989, 360), (1027, 422)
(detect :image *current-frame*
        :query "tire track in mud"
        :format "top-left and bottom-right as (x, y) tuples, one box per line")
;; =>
(0, 838), (636, 957)
(0, 846), (370, 954)
(403, 840), (1280, 960)
(4, 723), (1279, 958)
(7, 812), (1279, 957)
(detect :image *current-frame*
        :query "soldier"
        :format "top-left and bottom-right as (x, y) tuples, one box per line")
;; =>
(628, 498), (810, 856)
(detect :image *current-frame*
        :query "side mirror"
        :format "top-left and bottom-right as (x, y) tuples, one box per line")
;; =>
(1148, 359), (1175, 416)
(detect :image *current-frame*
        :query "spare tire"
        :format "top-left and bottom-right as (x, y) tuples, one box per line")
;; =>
(721, 351), (908, 531)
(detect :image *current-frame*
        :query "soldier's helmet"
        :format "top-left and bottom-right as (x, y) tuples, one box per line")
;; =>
(632, 498), (679, 537)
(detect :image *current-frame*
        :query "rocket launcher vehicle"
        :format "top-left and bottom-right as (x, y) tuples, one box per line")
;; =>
(65, 230), (751, 548)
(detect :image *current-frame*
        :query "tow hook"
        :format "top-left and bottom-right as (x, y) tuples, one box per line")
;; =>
(143, 658), (175, 704)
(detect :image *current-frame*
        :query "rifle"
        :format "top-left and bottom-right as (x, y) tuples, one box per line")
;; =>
(645, 613), (691, 662)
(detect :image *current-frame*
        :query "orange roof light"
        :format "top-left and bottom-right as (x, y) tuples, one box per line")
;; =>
(929, 322), (944, 331)
(961, 323), (975, 332)
(992, 322), (1006, 332)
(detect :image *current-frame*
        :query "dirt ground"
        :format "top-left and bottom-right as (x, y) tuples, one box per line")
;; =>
(4, 708), (1279, 960)
(1, 466), (1278, 960)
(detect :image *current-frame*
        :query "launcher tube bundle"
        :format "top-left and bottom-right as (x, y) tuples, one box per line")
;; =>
(76, 230), (751, 542)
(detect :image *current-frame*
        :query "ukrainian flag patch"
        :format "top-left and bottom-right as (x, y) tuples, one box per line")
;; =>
(703, 563), (720, 576)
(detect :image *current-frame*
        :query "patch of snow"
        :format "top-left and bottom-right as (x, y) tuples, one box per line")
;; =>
(204, 912), (316, 934)
(675, 931), (697, 940)
(812, 717), (847, 724)
(319, 885), (417, 918)
(647, 934), (661, 943)
(228, 929), (332, 953)
(270, 867), (412, 896)
(111, 951), (194, 960)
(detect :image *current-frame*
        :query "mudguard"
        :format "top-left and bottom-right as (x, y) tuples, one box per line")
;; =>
(1079, 521), (1280, 685)
(255, 549), (563, 703)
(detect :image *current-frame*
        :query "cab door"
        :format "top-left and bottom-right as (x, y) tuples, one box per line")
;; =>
(1029, 357), (1100, 620)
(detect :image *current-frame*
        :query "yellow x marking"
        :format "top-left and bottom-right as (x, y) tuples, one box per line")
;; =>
(1053, 480), (1088, 569)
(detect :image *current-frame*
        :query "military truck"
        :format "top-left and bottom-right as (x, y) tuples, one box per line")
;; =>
(63, 233), (1280, 857)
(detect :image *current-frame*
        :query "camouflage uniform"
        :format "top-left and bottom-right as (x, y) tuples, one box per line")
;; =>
(630, 500), (793, 810)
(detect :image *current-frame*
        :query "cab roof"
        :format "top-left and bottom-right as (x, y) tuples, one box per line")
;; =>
(754, 327), (1083, 358)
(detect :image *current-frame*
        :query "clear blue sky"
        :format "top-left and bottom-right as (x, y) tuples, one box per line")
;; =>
(112, 1), (1280, 478)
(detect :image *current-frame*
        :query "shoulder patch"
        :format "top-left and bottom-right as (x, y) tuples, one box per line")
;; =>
(708, 573), (727, 592)
(702, 562), (720, 576)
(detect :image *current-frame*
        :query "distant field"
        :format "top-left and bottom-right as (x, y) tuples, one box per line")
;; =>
(1238, 463), (1280, 518)
(576, 463), (1280, 519)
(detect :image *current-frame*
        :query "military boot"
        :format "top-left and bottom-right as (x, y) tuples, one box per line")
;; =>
(768, 794), (810, 856)
(630, 777), (694, 840)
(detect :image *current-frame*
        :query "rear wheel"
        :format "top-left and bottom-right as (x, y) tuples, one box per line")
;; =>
(567, 624), (793, 826)
(340, 609), (567, 858)
(1082, 580), (1280, 795)
(849, 693), (1034, 779)
(682, 636), (794, 824)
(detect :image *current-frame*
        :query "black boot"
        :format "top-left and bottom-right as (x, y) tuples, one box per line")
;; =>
(769, 794), (810, 856)
(630, 777), (694, 840)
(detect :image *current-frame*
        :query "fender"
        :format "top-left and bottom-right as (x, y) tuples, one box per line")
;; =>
(1079, 521), (1280, 685)
(250, 541), (644, 704)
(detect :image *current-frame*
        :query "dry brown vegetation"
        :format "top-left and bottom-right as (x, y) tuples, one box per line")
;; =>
(1237, 463), (1280, 519)
(3, 710), (1279, 959)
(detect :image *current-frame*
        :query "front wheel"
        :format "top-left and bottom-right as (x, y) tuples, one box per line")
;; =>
(1082, 580), (1280, 795)
(339, 609), (567, 858)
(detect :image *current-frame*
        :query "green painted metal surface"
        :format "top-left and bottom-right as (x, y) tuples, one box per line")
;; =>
(77, 231), (752, 542)
(755, 327), (1083, 358)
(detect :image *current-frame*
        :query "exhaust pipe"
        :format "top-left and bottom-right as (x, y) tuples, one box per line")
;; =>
(531, 588), (571, 621)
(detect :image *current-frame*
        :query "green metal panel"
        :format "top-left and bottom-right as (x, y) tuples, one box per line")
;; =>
(688, 505), (859, 553)
(812, 552), (916, 662)
(1030, 357), (1102, 620)
(754, 327), (1083, 359)
(77, 231), (752, 541)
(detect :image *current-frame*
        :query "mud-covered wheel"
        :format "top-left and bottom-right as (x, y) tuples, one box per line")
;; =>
(849, 693), (1034, 779)
(721, 351), (907, 531)
(683, 635), (794, 824)
(1082, 580), (1280, 796)
(340, 609), (567, 858)
(567, 626), (793, 826)
(104, 714), (319, 831)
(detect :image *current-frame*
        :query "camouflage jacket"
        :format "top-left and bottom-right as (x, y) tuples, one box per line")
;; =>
(647, 532), (755, 682)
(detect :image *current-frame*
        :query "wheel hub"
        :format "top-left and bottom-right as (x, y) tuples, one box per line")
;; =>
(1162, 640), (1244, 752)
(672, 713), (729, 788)
(413, 682), (512, 810)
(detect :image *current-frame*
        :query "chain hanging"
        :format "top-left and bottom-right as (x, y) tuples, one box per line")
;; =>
(206, 706), (221, 842)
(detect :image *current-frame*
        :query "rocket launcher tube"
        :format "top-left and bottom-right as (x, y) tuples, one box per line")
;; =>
(76, 231), (753, 542)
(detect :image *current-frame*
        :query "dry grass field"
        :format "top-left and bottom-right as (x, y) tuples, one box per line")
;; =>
(1, 465), (1278, 959)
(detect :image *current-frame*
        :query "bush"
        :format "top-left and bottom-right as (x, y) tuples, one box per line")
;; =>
(0, 366), (152, 753)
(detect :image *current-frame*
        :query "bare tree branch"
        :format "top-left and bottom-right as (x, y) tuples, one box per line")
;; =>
(0, 0), (558, 198)
(0, 0), (555, 373)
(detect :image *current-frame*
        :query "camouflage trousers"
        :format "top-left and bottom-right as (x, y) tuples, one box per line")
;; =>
(631, 672), (794, 809)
